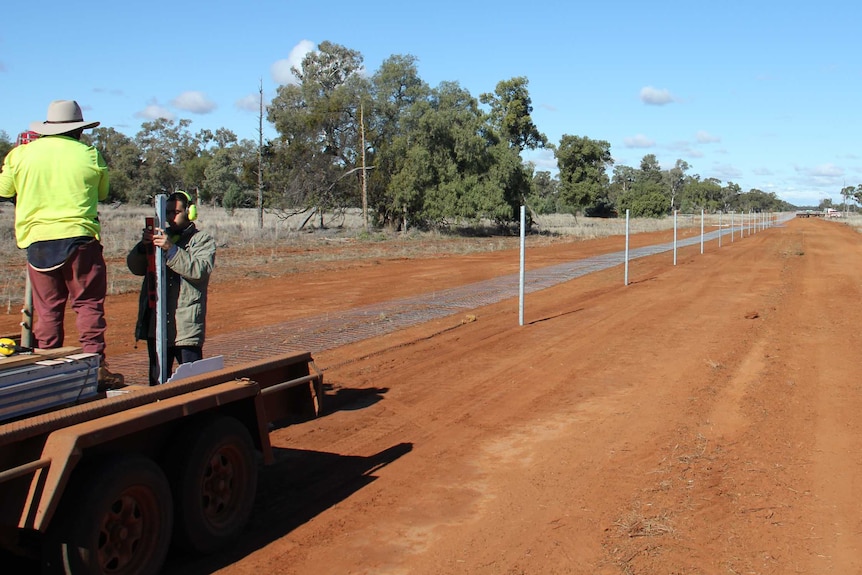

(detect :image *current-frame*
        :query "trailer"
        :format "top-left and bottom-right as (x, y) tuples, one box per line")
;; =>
(0, 348), (323, 575)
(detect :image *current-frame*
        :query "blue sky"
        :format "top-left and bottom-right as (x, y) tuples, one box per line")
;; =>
(2, 0), (860, 207)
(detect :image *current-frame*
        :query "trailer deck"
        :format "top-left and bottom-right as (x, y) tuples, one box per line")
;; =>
(0, 350), (323, 573)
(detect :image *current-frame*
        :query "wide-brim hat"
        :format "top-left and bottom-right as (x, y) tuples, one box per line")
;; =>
(29, 100), (100, 135)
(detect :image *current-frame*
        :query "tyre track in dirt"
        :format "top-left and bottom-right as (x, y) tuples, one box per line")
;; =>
(6, 218), (858, 574)
(599, 220), (862, 574)
(769, 223), (862, 573)
(618, 229), (805, 574)
(163, 221), (843, 574)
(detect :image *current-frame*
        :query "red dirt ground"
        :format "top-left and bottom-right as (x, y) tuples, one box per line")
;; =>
(6, 217), (862, 574)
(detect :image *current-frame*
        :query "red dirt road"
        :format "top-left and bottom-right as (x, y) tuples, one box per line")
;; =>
(8, 217), (862, 574)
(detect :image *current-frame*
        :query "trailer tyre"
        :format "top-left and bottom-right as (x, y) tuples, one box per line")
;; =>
(164, 415), (258, 554)
(45, 454), (173, 575)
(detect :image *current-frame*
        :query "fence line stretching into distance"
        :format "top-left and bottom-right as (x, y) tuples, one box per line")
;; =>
(109, 213), (795, 384)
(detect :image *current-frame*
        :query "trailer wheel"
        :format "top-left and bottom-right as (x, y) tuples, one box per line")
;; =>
(164, 415), (258, 554)
(45, 455), (173, 575)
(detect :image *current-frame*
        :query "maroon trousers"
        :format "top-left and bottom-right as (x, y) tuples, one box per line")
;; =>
(28, 241), (107, 358)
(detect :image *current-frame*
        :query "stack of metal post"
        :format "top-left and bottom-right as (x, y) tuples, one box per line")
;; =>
(0, 353), (100, 423)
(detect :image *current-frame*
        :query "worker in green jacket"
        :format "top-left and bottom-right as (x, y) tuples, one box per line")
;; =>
(127, 191), (216, 385)
(0, 100), (123, 389)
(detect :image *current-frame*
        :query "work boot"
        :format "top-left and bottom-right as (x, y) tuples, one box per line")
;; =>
(98, 363), (126, 392)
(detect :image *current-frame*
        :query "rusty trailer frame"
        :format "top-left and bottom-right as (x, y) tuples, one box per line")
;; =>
(0, 351), (322, 538)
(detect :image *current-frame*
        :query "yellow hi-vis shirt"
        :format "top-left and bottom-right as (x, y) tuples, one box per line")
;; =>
(0, 135), (109, 248)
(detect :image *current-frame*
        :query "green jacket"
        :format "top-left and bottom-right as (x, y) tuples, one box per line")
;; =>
(127, 224), (216, 347)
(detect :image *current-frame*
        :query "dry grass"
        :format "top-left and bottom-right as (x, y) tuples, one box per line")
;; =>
(611, 506), (676, 575)
(705, 357), (723, 370)
(840, 213), (862, 232)
(0, 204), (712, 309)
(614, 508), (675, 538)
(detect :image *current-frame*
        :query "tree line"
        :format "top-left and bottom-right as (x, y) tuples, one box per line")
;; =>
(3, 41), (847, 229)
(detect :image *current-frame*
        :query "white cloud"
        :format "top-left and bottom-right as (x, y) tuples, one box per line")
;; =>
(235, 94), (261, 112)
(623, 134), (655, 148)
(711, 163), (743, 180)
(804, 163), (844, 178)
(135, 101), (175, 121)
(639, 86), (675, 105)
(171, 91), (217, 114)
(779, 186), (830, 207)
(523, 148), (557, 172)
(776, 188), (813, 202)
(695, 130), (720, 144)
(791, 163), (846, 196)
(272, 39), (315, 85)
(666, 141), (703, 159)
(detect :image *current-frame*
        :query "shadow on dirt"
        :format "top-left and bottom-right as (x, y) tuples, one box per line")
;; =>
(325, 384), (389, 411)
(0, 550), (36, 573)
(268, 384), (388, 430)
(1, 386), (397, 573)
(162, 441), (413, 575)
(626, 275), (659, 286)
(529, 308), (585, 325)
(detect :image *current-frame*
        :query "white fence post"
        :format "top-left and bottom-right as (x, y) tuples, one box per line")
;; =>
(519, 205), (525, 326)
(624, 209), (630, 286)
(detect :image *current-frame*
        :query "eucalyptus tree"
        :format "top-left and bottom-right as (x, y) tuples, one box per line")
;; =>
(528, 170), (560, 214)
(638, 154), (663, 184)
(611, 165), (637, 192)
(370, 54), (429, 133)
(679, 176), (723, 212)
(133, 118), (209, 202)
(0, 131), (12, 165)
(388, 81), (495, 228)
(483, 140), (535, 226)
(86, 127), (143, 203)
(185, 128), (239, 205)
(719, 181), (743, 212)
(664, 159), (689, 211)
(259, 138), (332, 218)
(616, 154), (670, 217)
(617, 185), (667, 217)
(738, 188), (788, 212)
(480, 77), (549, 153)
(267, 41), (369, 221)
(0, 132), (13, 212)
(609, 164), (637, 209)
(205, 139), (257, 209)
(480, 77), (550, 225)
(841, 185), (855, 210)
(368, 54), (431, 226)
(555, 135), (613, 214)
(817, 197), (835, 210)
(182, 155), (210, 201)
